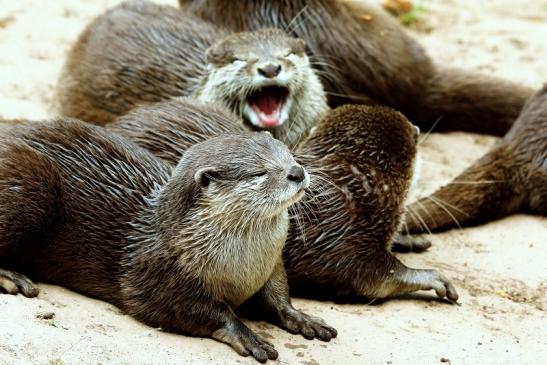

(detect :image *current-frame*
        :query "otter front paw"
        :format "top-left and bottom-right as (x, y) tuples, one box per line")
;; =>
(0, 269), (39, 297)
(279, 308), (337, 341)
(212, 320), (278, 363)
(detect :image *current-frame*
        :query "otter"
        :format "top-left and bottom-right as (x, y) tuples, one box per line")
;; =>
(110, 97), (457, 300)
(57, 0), (328, 148)
(0, 119), (337, 363)
(178, 0), (534, 136)
(405, 84), (547, 232)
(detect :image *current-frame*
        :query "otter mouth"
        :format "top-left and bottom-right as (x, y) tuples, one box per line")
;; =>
(245, 86), (290, 129)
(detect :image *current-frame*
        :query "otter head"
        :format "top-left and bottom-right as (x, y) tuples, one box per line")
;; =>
(162, 132), (309, 229)
(201, 28), (319, 131)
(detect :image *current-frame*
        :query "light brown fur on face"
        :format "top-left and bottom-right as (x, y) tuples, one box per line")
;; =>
(405, 84), (547, 233)
(0, 119), (336, 363)
(179, 0), (534, 136)
(108, 98), (459, 302)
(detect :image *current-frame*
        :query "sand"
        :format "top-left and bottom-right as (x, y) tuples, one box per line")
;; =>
(0, 1), (546, 364)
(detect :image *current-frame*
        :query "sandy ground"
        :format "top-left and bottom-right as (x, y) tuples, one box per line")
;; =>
(0, 0), (546, 364)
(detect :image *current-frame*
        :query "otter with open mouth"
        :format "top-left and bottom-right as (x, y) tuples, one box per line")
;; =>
(194, 28), (328, 148)
(57, 1), (328, 148)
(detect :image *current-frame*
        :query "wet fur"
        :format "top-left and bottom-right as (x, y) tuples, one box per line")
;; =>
(179, 0), (533, 135)
(110, 98), (459, 301)
(406, 84), (547, 232)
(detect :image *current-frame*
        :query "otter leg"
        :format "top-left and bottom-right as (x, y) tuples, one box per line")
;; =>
(391, 233), (431, 253)
(0, 269), (39, 297)
(211, 312), (279, 363)
(253, 258), (337, 341)
(126, 286), (278, 362)
(372, 255), (459, 301)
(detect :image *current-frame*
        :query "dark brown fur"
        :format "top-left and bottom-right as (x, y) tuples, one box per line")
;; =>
(57, 0), (225, 125)
(179, 0), (534, 135)
(406, 84), (547, 232)
(0, 120), (337, 363)
(109, 98), (458, 300)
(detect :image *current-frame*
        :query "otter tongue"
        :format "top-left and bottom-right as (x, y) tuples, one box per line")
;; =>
(250, 89), (282, 128)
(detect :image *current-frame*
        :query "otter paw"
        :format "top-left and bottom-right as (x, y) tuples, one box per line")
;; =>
(279, 308), (337, 341)
(0, 269), (39, 298)
(428, 271), (459, 301)
(391, 233), (432, 253)
(213, 323), (278, 363)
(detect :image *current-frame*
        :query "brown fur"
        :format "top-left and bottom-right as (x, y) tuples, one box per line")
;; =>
(406, 84), (547, 232)
(57, 1), (328, 149)
(57, 0), (225, 125)
(179, 0), (534, 135)
(0, 119), (336, 363)
(109, 98), (459, 301)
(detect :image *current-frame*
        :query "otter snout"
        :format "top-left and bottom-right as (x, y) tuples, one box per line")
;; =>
(258, 63), (282, 78)
(287, 165), (310, 189)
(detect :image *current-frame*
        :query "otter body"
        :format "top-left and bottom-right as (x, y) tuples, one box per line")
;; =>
(0, 119), (336, 363)
(406, 85), (547, 232)
(179, 0), (533, 135)
(57, 0), (222, 124)
(58, 0), (328, 148)
(110, 98), (458, 301)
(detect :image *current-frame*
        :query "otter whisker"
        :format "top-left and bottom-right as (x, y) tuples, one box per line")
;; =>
(285, 5), (310, 34)
(417, 117), (443, 147)
(426, 196), (464, 231)
(428, 195), (470, 219)
(406, 205), (432, 235)
(324, 91), (372, 103)
(414, 200), (437, 234)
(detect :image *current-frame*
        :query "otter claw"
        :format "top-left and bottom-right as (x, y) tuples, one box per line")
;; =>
(0, 269), (39, 298)
(279, 308), (337, 341)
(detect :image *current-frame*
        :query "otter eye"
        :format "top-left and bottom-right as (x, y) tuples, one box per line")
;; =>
(249, 171), (267, 178)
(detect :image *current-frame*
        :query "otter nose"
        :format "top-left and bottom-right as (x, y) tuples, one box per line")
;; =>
(258, 63), (282, 78)
(287, 165), (305, 183)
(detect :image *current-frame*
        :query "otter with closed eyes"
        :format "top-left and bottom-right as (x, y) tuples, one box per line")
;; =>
(0, 119), (336, 363)
(110, 97), (458, 301)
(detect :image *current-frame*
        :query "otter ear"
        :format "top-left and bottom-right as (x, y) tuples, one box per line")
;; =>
(291, 38), (306, 54)
(194, 167), (221, 188)
(206, 46), (233, 65)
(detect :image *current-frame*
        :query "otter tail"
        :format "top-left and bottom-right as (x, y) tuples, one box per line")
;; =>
(410, 67), (534, 136)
